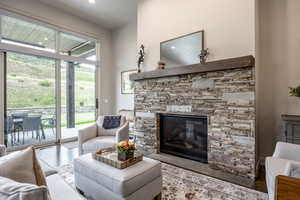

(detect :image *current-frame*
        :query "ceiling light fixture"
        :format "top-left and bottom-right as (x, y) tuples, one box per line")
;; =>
(89, 0), (95, 4)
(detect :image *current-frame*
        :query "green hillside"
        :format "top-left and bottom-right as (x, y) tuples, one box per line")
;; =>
(6, 52), (96, 126)
(6, 53), (95, 109)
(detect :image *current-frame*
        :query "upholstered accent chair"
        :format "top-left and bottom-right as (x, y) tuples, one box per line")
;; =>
(266, 142), (300, 200)
(78, 115), (129, 155)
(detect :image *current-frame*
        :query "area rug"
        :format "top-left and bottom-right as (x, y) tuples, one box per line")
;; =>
(58, 163), (268, 200)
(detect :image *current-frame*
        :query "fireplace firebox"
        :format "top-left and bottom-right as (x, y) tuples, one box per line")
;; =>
(159, 113), (208, 163)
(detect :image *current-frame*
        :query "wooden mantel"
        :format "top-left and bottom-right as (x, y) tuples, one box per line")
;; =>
(130, 55), (254, 81)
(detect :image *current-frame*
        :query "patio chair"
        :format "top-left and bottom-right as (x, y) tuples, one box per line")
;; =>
(11, 113), (28, 143)
(42, 117), (56, 135)
(22, 116), (42, 144)
(5, 116), (14, 146)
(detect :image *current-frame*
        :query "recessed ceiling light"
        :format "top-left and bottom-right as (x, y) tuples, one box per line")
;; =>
(171, 46), (176, 49)
(44, 37), (48, 41)
(89, 0), (95, 4)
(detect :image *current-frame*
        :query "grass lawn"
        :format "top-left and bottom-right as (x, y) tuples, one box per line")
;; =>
(61, 112), (96, 127)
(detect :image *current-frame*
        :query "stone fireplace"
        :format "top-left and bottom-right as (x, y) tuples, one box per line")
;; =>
(130, 56), (256, 180)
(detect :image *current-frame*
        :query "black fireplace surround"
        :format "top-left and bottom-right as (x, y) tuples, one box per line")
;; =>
(159, 113), (208, 163)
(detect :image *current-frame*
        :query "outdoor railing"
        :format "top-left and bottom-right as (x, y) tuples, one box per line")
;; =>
(7, 106), (95, 116)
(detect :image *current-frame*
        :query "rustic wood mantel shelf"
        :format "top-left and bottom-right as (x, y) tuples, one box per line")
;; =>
(130, 55), (254, 81)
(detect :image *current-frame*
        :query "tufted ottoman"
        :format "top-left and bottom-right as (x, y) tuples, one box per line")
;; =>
(74, 154), (162, 200)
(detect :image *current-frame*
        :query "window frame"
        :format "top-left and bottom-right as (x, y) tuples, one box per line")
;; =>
(0, 9), (101, 146)
(0, 9), (99, 66)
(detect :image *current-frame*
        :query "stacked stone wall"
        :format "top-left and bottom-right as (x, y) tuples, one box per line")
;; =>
(134, 67), (256, 179)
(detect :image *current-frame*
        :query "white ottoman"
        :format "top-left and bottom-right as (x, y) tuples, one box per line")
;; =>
(74, 154), (162, 200)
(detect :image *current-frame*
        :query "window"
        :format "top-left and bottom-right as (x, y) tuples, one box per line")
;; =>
(0, 12), (99, 148)
(60, 61), (96, 139)
(59, 33), (96, 58)
(1, 16), (56, 52)
(5, 52), (57, 147)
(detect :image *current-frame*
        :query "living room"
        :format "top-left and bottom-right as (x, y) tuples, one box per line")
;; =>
(0, 0), (300, 200)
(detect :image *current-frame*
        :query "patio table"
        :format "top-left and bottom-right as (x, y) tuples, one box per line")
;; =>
(12, 116), (46, 140)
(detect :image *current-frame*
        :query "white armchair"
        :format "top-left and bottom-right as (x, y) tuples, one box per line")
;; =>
(78, 115), (129, 155)
(266, 142), (300, 200)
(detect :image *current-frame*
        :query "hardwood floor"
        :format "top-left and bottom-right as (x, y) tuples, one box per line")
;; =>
(37, 143), (267, 193)
(255, 166), (268, 193)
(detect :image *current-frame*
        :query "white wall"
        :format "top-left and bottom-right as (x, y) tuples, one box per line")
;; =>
(110, 0), (256, 114)
(0, 0), (114, 115)
(138, 0), (255, 71)
(112, 20), (137, 113)
(257, 0), (300, 159)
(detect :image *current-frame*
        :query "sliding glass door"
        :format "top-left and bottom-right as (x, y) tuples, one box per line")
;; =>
(4, 52), (57, 147)
(60, 61), (97, 139)
(4, 53), (98, 147)
(0, 12), (100, 148)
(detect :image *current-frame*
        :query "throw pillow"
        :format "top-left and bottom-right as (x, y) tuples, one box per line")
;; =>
(0, 176), (49, 200)
(288, 162), (300, 179)
(102, 115), (121, 129)
(0, 147), (47, 187)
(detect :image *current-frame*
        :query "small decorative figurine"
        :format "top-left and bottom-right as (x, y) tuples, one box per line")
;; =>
(199, 48), (209, 64)
(137, 45), (145, 73)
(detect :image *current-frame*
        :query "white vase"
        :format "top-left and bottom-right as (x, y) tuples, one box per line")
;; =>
(287, 96), (300, 115)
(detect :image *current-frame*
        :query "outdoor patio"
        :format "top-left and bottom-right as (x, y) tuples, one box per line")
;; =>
(5, 107), (95, 148)
(6, 123), (92, 148)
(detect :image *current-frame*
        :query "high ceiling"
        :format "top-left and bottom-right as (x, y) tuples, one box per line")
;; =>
(37, 0), (138, 30)
(2, 15), (95, 57)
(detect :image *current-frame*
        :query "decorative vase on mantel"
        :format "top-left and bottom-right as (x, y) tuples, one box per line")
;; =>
(117, 141), (136, 161)
(288, 86), (300, 115)
(157, 61), (166, 70)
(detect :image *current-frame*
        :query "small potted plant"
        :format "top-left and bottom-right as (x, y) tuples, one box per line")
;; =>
(117, 141), (136, 161)
(289, 86), (300, 97)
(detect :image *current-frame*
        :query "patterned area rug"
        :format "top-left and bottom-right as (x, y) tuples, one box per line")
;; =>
(58, 163), (268, 200)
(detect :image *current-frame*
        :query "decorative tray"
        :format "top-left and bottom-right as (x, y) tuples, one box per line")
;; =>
(92, 148), (143, 169)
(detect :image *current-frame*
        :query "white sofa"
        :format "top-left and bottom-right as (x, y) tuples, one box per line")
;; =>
(265, 142), (300, 200)
(78, 115), (129, 155)
(0, 145), (83, 200)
